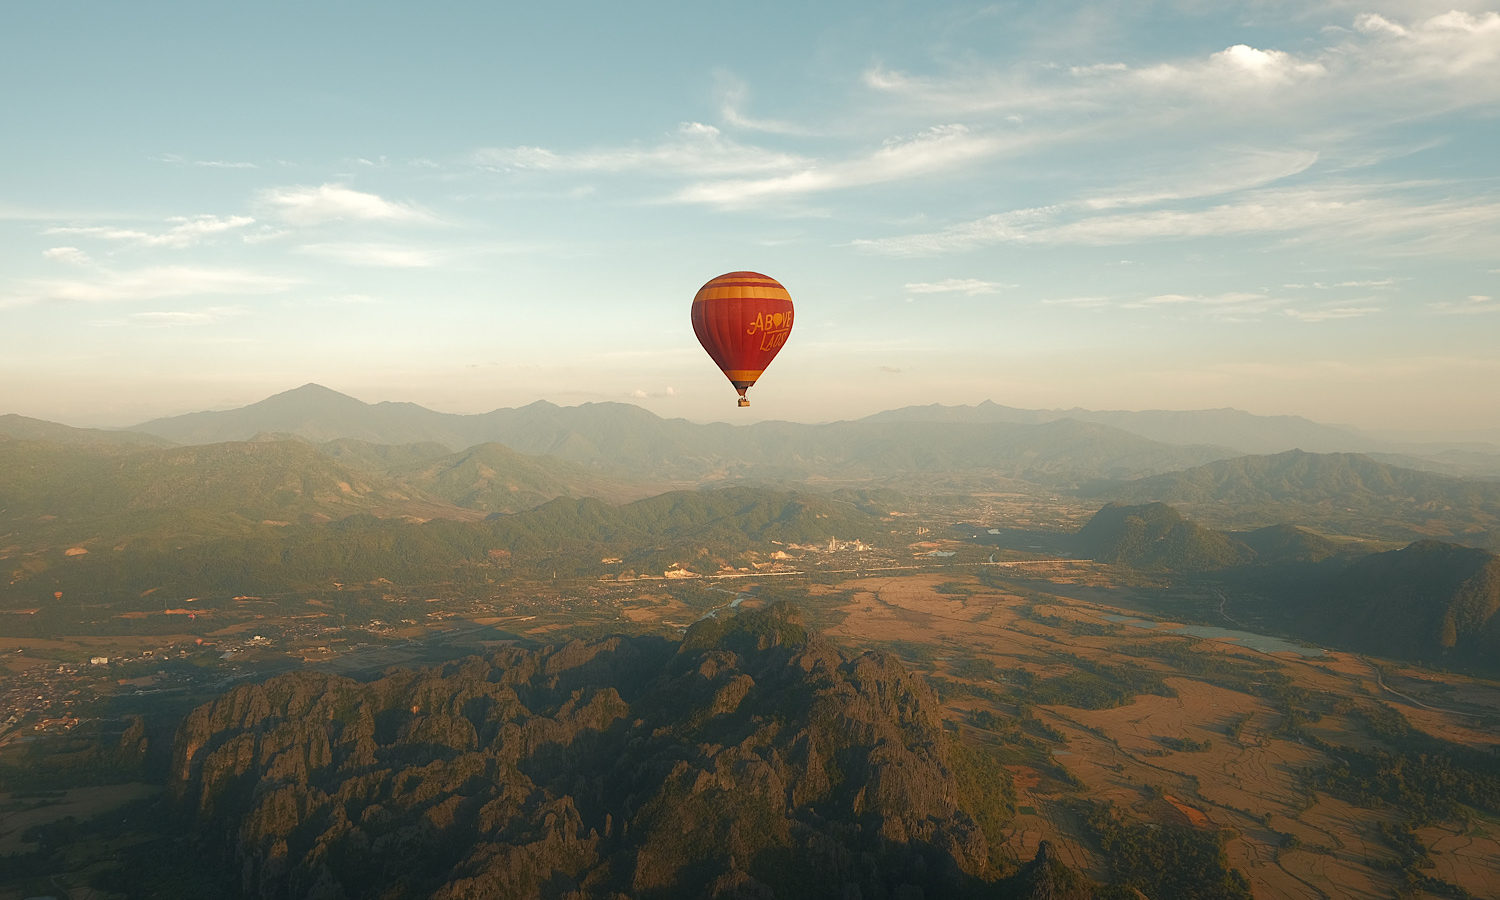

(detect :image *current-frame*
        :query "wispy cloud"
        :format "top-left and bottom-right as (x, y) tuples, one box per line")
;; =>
(675, 125), (1014, 207)
(1283, 278), (1398, 289)
(1040, 296), (1113, 309)
(45, 215), (255, 249)
(43, 246), (91, 266)
(258, 184), (437, 225)
(1283, 305), (1381, 322)
(1083, 149), (1320, 210)
(1428, 294), (1498, 315)
(126, 306), (248, 326)
(629, 386), (678, 400)
(296, 242), (448, 268)
(905, 278), (1008, 295)
(474, 122), (804, 176)
(153, 153), (259, 169)
(1118, 291), (1290, 321)
(2, 266), (298, 307)
(864, 10), (1500, 122)
(1040, 290), (1371, 323)
(862, 42), (1327, 118)
(1351, 10), (1500, 87)
(714, 72), (815, 136)
(856, 183), (1500, 255)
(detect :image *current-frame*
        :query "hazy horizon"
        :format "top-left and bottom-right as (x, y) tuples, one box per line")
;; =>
(4, 2), (1497, 439)
(9, 380), (1500, 448)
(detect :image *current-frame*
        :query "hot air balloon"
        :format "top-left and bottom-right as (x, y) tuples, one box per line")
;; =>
(691, 271), (794, 407)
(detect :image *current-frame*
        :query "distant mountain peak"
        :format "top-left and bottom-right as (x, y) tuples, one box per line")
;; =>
(264, 383), (365, 406)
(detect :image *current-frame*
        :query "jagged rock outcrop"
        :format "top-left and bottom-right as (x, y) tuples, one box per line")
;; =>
(995, 841), (1095, 900)
(172, 604), (1053, 898)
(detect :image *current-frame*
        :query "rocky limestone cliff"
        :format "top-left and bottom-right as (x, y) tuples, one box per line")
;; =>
(171, 604), (1074, 899)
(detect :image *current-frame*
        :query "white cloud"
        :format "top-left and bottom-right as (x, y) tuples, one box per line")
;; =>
(297, 242), (447, 268)
(43, 246), (91, 265)
(675, 125), (1012, 207)
(153, 153), (258, 169)
(863, 10), (1500, 126)
(1428, 294), (1498, 314)
(128, 306), (248, 326)
(863, 40), (1325, 117)
(242, 225), (291, 244)
(1040, 296), (1113, 308)
(45, 215), (255, 249)
(1083, 149), (1319, 210)
(715, 72), (813, 136)
(1283, 305), (1381, 322)
(1354, 10), (1500, 78)
(855, 183), (1500, 255)
(258, 184), (436, 225)
(905, 278), (1008, 295)
(2, 266), (298, 307)
(1120, 291), (1289, 320)
(1150, 43), (1327, 88)
(473, 122), (804, 176)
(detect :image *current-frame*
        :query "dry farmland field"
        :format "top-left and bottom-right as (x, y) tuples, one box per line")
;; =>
(777, 568), (1500, 900)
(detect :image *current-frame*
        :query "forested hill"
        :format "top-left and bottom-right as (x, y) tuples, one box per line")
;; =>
(1071, 503), (1500, 669)
(170, 604), (1079, 898)
(0, 414), (169, 447)
(0, 437), (463, 553)
(7, 486), (886, 610)
(1074, 502), (1255, 571)
(1084, 449), (1500, 548)
(384, 440), (665, 512)
(1266, 540), (1500, 665)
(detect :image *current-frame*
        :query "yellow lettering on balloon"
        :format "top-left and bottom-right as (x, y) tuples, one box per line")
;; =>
(746, 308), (793, 337)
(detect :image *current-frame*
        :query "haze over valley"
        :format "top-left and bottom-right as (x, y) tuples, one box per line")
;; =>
(6, 1), (1500, 896)
(4, 385), (1500, 898)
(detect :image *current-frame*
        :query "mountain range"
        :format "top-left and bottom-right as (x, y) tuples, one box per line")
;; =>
(8, 384), (1242, 485)
(120, 385), (1500, 477)
(7, 387), (1500, 559)
(863, 400), (1371, 453)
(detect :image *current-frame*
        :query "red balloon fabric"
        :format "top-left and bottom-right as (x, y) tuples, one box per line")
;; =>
(691, 271), (794, 406)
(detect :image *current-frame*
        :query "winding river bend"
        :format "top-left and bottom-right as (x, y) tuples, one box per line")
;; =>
(1101, 614), (1325, 657)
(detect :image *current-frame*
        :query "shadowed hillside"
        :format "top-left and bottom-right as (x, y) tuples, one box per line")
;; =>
(1070, 503), (1500, 669)
(1074, 502), (1254, 571)
(1269, 540), (1500, 663)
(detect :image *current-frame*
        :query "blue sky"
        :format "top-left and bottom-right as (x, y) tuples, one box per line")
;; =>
(2, 1), (1497, 439)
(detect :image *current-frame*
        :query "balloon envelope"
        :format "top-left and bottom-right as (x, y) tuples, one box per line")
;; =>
(691, 271), (794, 407)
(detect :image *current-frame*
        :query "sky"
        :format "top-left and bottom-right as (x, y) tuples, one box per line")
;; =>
(2, 1), (1498, 440)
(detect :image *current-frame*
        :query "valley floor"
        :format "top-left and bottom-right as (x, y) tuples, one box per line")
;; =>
(5, 555), (1500, 898)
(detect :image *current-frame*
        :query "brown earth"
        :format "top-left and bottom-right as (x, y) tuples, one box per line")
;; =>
(767, 569), (1500, 900)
